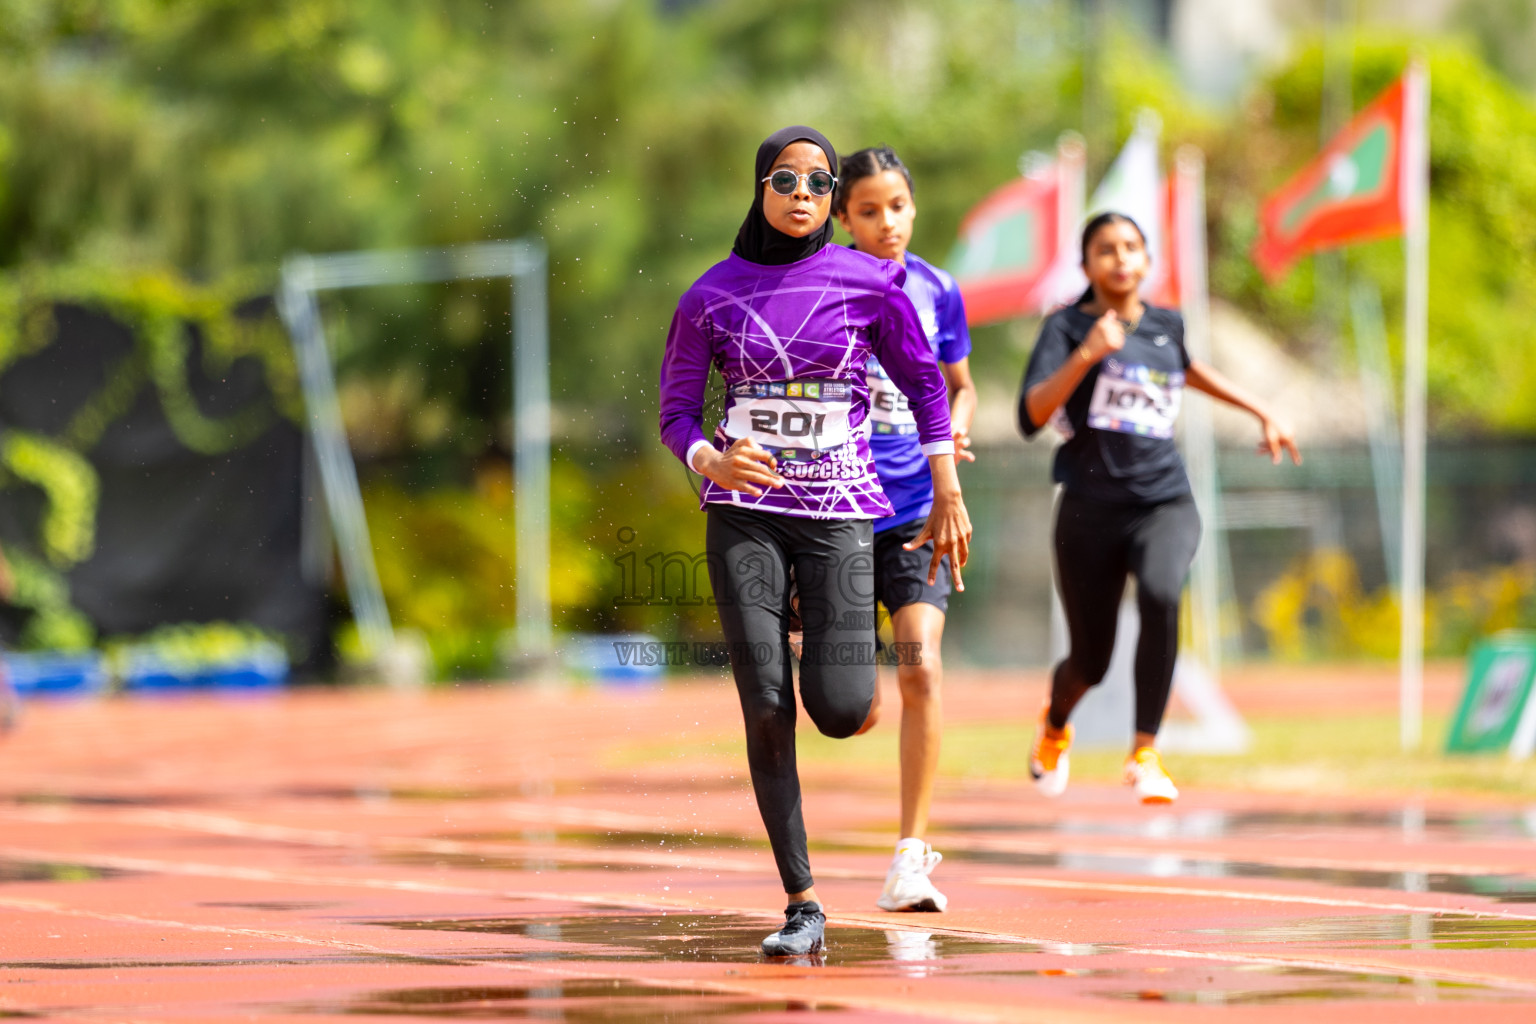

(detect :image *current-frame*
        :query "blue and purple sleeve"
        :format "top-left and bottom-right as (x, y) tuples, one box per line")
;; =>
(936, 269), (972, 365)
(658, 299), (715, 471)
(873, 265), (955, 458)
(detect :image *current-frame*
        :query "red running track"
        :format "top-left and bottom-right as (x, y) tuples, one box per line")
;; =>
(1, 667), (1532, 1022)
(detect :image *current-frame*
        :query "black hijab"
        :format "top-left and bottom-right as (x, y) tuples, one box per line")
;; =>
(731, 125), (839, 267)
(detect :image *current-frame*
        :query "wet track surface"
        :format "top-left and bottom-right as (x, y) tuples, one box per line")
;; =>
(1, 673), (1534, 1021)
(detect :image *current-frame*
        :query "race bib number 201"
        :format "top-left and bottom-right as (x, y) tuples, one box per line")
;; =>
(723, 379), (853, 458)
(1087, 359), (1183, 439)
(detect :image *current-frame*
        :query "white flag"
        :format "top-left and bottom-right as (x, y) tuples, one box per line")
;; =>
(1047, 109), (1166, 306)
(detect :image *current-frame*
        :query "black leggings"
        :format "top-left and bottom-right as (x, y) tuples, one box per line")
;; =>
(705, 503), (878, 894)
(1050, 491), (1202, 738)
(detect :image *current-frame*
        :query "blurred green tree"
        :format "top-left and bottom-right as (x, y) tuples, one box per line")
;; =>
(1207, 38), (1536, 434)
(4, 3), (1536, 670)
(0, 0), (1075, 446)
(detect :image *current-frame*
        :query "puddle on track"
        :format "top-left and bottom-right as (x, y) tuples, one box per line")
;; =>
(0, 955), (449, 971)
(280, 952), (1528, 1017)
(1097, 969), (1523, 1006)
(4, 791), (206, 809)
(197, 900), (342, 911)
(375, 850), (641, 874)
(8, 910), (1529, 1012)
(442, 829), (763, 852)
(910, 845), (1536, 902)
(393, 821), (1536, 901)
(373, 909), (1045, 966)
(290, 981), (870, 1020)
(950, 807), (1536, 843)
(1201, 913), (1536, 950)
(0, 859), (129, 884)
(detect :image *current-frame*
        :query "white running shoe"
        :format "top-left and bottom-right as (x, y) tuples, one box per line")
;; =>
(1124, 747), (1179, 804)
(1029, 701), (1072, 799)
(884, 929), (938, 962)
(876, 838), (948, 912)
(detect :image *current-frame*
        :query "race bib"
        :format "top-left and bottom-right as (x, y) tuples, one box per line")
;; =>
(1087, 359), (1183, 439)
(866, 361), (918, 435)
(723, 379), (853, 459)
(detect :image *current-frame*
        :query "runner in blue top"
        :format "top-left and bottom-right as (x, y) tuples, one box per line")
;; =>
(833, 146), (976, 914)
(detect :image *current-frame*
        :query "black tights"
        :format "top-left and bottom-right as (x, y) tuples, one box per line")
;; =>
(705, 504), (878, 895)
(1048, 492), (1201, 738)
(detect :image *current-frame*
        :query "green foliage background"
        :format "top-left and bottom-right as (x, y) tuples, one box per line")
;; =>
(0, 269), (300, 651)
(0, 1), (1533, 673)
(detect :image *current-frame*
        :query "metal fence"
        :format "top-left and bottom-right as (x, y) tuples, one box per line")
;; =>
(942, 441), (1536, 667)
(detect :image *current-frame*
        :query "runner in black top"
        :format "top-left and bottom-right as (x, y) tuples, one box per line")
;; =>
(1018, 212), (1299, 804)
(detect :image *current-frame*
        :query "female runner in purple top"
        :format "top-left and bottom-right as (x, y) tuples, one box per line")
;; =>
(659, 126), (972, 957)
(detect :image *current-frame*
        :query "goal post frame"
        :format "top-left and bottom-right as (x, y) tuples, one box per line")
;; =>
(277, 239), (551, 670)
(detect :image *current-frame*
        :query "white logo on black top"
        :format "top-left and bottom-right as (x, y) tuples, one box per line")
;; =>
(1153, 334), (1170, 347)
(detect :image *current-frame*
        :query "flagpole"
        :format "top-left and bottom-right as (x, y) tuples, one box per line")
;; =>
(1058, 131), (1085, 258)
(1175, 145), (1220, 685)
(1048, 132), (1086, 313)
(1399, 59), (1430, 751)
(1044, 131), (1087, 681)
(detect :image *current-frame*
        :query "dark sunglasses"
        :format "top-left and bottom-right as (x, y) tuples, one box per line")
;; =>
(762, 169), (837, 197)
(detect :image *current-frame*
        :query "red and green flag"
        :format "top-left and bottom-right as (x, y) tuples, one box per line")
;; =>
(1252, 74), (1412, 281)
(948, 167), (1060, 325)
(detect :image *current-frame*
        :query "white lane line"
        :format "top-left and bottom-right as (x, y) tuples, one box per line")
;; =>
(0, 896), (1028, 1024)
(18, 803), (1536, 898)
(35, 803), (1534, 895)
(823, 828), (1536, 880)
(8, 892), (1533, 1018)
(982, 875), (1536, 921)
(8, 807), (1536, 995)
(4, 843), (1535, 996)
(10, 796), (1536, 922)
(0, 805), (881, 881)
(1115, 943), (1536, 993)
(0, 895), (387, 952)
(11, 798), (1536, 923)
(0, 845), (654, 906)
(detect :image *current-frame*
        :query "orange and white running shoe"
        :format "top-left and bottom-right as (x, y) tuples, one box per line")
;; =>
(1028, 701), (1073, 798)
(1124, 747), (1179, 804)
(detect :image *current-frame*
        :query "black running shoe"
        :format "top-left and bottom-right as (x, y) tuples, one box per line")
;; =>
(761, 900), (825, 957)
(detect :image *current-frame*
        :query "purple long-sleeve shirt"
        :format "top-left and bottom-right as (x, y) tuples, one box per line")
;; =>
(659, 245), (955, 519)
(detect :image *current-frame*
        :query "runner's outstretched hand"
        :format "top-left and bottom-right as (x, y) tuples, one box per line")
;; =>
(905, 455), (972, 591)
(1258, 416), (1302, 466)
(953, 429), (975, 463)
(1185, 359), (1301, 469)
(694, 437), (785, 496)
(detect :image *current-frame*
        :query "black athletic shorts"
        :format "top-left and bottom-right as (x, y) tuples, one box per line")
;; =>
(873, 516), (951, 616)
